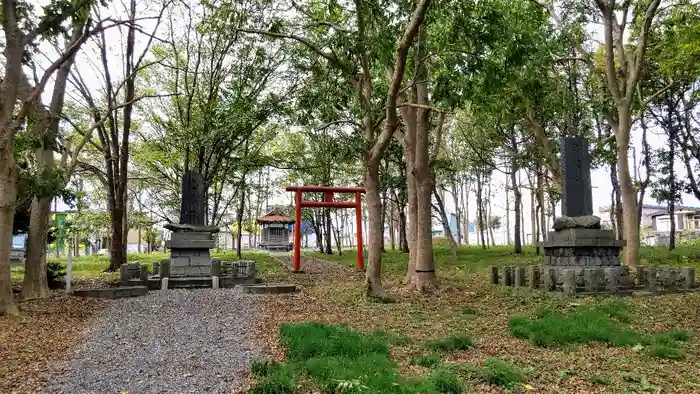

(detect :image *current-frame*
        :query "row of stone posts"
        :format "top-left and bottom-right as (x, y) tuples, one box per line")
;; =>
(491, 265), (696, 295)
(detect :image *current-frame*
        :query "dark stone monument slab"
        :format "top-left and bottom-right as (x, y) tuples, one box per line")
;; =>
(560, 137), (593, 217)
(179, 170), (205, 226)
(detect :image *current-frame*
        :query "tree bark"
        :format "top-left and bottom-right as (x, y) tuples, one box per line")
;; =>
(398, 208), (409, 252)
(617, 109), (640, 268)
(452, 181), (462, 244)
(537, 169), (547, 241)
(487, 181), (495, 246)
(0, 152), (19, 315)
(324, 207), (333, 254)
(476, 173), (486, 248)
(510, 153), (522, 254)
(236, 181), (246, 259)
(668, 105), (677, 250)
(463, 180), (470, 245)
(434, 189), (457, 258)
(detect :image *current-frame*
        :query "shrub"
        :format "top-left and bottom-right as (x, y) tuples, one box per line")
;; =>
(461, 307), (477, 315)
(427, 333), (475, 352)
(482, 357), (524, 388)
(46, 260), (66, 284)
(425, 369), (464, 394)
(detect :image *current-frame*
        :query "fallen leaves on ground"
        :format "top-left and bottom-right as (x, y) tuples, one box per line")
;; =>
(253, 255), (700, 394)
(0, 293), (107, 393)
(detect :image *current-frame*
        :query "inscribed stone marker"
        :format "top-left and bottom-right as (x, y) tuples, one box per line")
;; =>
(560, 137), (593, 217)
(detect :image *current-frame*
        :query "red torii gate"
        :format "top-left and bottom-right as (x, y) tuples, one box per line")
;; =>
(285, 186), (365, 272)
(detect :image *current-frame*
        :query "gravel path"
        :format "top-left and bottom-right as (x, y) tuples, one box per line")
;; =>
(42, 289), (261, 394)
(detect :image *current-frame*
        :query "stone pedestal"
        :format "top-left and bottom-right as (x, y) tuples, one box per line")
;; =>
(164, 223), (219, 278)
(542, 226), (625, 290)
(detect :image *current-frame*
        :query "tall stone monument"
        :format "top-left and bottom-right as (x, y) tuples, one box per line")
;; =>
(165, 170), (219, 277)
(542, 137), (627, 291)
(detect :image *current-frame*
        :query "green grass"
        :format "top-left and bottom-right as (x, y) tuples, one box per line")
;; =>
(509, 302), (693, 360)
(481, 357), (525, 388)
(508, 302), (643, 348)
(427, 333), (475, 352)
(251, 322), (466, 393)
(410, 355), (442, 368)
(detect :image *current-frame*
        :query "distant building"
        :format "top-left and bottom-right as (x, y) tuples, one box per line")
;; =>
(599, 204), (700, 245)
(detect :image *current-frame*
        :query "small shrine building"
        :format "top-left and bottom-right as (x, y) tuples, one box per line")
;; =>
(257, 208), (295, 251)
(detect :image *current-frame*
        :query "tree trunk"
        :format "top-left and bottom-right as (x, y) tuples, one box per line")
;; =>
(477, 173), (486, 248)
(364, 161), (390, 299)
(380, 186), (387, 252)
(452, 182), (462, 244)
(22, 197), (52, 299)
(537, 170), (547, 241)
(324, 207), (333, 254)
(610, 161), (624, 239)
(389, 199), (396, 250)
(108, 206), (126, 271)
(616, 109), (640, 269)
(398, 208), (409, 252)
(463, 181), (469, 245)
(401, 108), (418, 283)
(408, 87), (438, 291)
(669, 110), (676, 250)
(236, 183), (246, 259)
(505, 182), (511, 245)
(510, 155), (522, 254)
(487, 181), (495, 246)
(434, 189), (457, 258)
(0, 153), (19, 315)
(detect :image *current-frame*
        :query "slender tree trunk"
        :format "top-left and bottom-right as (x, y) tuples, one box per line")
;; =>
(463, 180), (470, 245)
(452, 182), (462, 244)
(380, 187), (387, 252)
(364, 161), (390, 298)
(236, 182), (246, 259)
(398, 208), (409, 252)
(324, 207), (332, 254)
(487, 181), (495, 246)
(669, 110), (677, 250)
(434, 189), (457, 259)
(537, 169), (547, 242)
(610, 161), (624, 239)
(616, 109), (640, 269)
(389, 199), (395, 250)
(477, 173), (486, 248)
(510, 152), (522, 254)
(505, 183), (511, 245)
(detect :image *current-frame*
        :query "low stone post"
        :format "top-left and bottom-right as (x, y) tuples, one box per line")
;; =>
(681, 267), (695, 289)
(503, 266), (513, 286)
(636, 266), (647, 287)
(584, 268), (598, 293)
(529, 266), (540, 289)
(119, 264), (129, 283)
(562, 269), (576, 295)
(212, 276), (220, 289)
(140, 264), (149, 284)
(543, 267), (556, 291)
(161, 277), (169, 290)
(212, 259), (222, 278)
(160, 259), (171, 279)
(646, 267), (657, 290)
(490, 267), (499, 285)
(666, 269), (679, 290)
(514, 266), (526, 287)
(604, 267), (619, 293)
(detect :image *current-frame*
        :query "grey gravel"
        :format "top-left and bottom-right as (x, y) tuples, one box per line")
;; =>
(42, 289), (261, 394)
